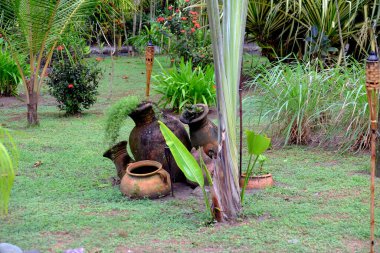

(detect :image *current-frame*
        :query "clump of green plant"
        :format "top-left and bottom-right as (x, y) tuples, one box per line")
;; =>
(247, 58), (368, 152)
(0, 127), (18, 216)
(241, 130), (271, 202)
(0, 38), (27, 96)
(46, 59), (102, 115)
(104, 96), (140, 146)
(153, 59), (216, 111)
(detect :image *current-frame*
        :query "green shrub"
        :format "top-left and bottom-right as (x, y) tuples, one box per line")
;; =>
(247, 59), (368, 151)
(0, 38), (26, 96)
(153, 59), (216, 111)
(46, 60), (102, 115)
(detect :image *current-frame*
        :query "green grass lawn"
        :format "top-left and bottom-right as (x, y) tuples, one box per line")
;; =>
(1, 56), (379, 253)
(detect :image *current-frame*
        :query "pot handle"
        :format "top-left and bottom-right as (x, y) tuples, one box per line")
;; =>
(157, 169), (169, 185)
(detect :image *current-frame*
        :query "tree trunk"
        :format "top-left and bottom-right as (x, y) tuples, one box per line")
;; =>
(138, 4), (143, 35)
(27, 91), (39, 126)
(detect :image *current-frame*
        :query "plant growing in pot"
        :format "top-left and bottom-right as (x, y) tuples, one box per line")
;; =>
(240, 130), (271, 202)
(240, 154), (274, 191)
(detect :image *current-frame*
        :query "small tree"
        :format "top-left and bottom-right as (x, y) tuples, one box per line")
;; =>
(206, 0), (248, 221)
(0, 0), (99, 126)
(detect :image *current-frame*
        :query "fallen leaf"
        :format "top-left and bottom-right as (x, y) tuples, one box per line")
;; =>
(33, 161), (43, 167)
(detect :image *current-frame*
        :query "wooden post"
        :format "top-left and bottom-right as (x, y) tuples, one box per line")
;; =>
(365, 51), (379, 253)
(145, 41), (155, 98)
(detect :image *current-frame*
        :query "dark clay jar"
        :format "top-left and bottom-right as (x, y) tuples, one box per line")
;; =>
(128, 102), (191, 182)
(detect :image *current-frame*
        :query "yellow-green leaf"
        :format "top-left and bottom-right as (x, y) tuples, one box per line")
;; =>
(246, 130), (271, 156)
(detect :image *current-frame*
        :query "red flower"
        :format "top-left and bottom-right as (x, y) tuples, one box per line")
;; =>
(168, 5), (173, 10)
(194, 23), (200, 28)
(185, 0), (190, 2)
(176, 9), (180, 13)
(181, 17), (187, 21)
(191, 28), (195, 33)
(156, 16), (165, 22)
(192, 20), (197, 24)
(180, 30), (186, 33)
(56, 45), (64, 51)
(190, 11), (198, 15)
(68, 84), (74, 89)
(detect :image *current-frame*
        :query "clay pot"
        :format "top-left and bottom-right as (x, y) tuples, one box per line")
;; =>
(240, 173), (274, 189)
(180, 104), (218, 158)
(103, 141), (133, 179)
(120, 160), (171, 199)
(128, 102), (191, 182)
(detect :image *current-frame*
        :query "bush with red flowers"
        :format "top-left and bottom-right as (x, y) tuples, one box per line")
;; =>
(155, 1), (213, 67)
(46, 60), (102, 115)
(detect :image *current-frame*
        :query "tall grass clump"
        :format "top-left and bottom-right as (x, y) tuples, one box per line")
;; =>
(248, 58), (368, 151)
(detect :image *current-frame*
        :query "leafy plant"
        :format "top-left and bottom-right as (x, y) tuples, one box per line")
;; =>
(247, 58), (369, 151)
(153, 59), (216, 111)
(305, 25), (338, 62)
(158, 121), (214, 219)
(104, 96), (140, 146)
(0, 38), (27, 96)
(46, 60), (102, 115)
(0, 127), (18, 216)
(240, 130), (271, 202)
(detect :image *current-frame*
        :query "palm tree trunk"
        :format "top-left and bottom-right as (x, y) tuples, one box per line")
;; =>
(27, 79), (39, 126)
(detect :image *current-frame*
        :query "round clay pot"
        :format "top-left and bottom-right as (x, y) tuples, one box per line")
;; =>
(240, 173), (274, 189)
(103, 141), (133, 179)
(120, 160), (171, 199)
(128, 102), (191, 182)
(179, 104), (218, 158)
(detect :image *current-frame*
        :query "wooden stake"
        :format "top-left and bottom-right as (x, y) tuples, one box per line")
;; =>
(366, 51), (379, 253)
(145, 43), (155, 98)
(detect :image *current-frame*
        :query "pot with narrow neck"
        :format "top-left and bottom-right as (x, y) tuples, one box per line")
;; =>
(180, 104), (218, 158)
(103, 141), (133, 180)
(128, 102), (191, 182)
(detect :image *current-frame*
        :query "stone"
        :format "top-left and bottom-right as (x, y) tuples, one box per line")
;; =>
(64, 248), (85, 253)
(0, 243), (23, 253)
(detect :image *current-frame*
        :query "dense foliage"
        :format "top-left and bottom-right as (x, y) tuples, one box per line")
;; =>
(0, 38), (27, 96)
(153, 59), (216, 111)
(247, 59), (368, 151)
(246, 0), (380, 60)
(46, 58), (102, 115)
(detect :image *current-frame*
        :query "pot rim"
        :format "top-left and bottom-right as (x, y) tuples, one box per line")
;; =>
(241, 173), (272, 179)
(179, 104), (209, 124)
(129, 102), (152, 115)
(126, 160), (163, 177)
(103, 140), (128, 158)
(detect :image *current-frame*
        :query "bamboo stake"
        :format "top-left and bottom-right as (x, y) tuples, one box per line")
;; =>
(366, 51), (379, 253)
(145, 42), (155, 98)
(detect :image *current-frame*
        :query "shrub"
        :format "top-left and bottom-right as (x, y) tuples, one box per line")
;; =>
(153, 59), (216, 111)
(247, 59), (368, 151)
(0, 39), (27, 96)
(46, 60), (102, 115)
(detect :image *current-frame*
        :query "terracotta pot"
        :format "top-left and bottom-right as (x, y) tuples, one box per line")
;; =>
(240, 173), (274, 189)
(128, 102), (191, 182)
(120, 160), (171, 199)
(103, 141), (133, 179)
(180, 104), (218, 158)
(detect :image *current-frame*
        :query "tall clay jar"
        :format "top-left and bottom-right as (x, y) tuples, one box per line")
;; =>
(128, 102), (191, 182)
(180, 104), (218, 158)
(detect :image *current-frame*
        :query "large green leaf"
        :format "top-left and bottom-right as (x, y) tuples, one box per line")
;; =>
(158, 121), (204, 187)
(246, 130), (271, 155)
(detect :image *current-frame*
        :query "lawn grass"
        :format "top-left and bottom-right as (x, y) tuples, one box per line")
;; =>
(1, 56), (379, 253)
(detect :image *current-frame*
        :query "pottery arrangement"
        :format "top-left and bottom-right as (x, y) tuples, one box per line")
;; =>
(240, 173), (274, 189)
(180, 104), (218, 158)
(128, 102), (191, 182)
(120, 160), (171, 199)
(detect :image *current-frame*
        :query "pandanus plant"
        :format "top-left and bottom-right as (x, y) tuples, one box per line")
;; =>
(0, 0), (99, 126)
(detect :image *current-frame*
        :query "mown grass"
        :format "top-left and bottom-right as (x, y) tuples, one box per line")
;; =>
(0, 56), (379, 253)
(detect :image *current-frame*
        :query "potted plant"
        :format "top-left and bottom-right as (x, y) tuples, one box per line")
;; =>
(240, 154), (274, 190)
